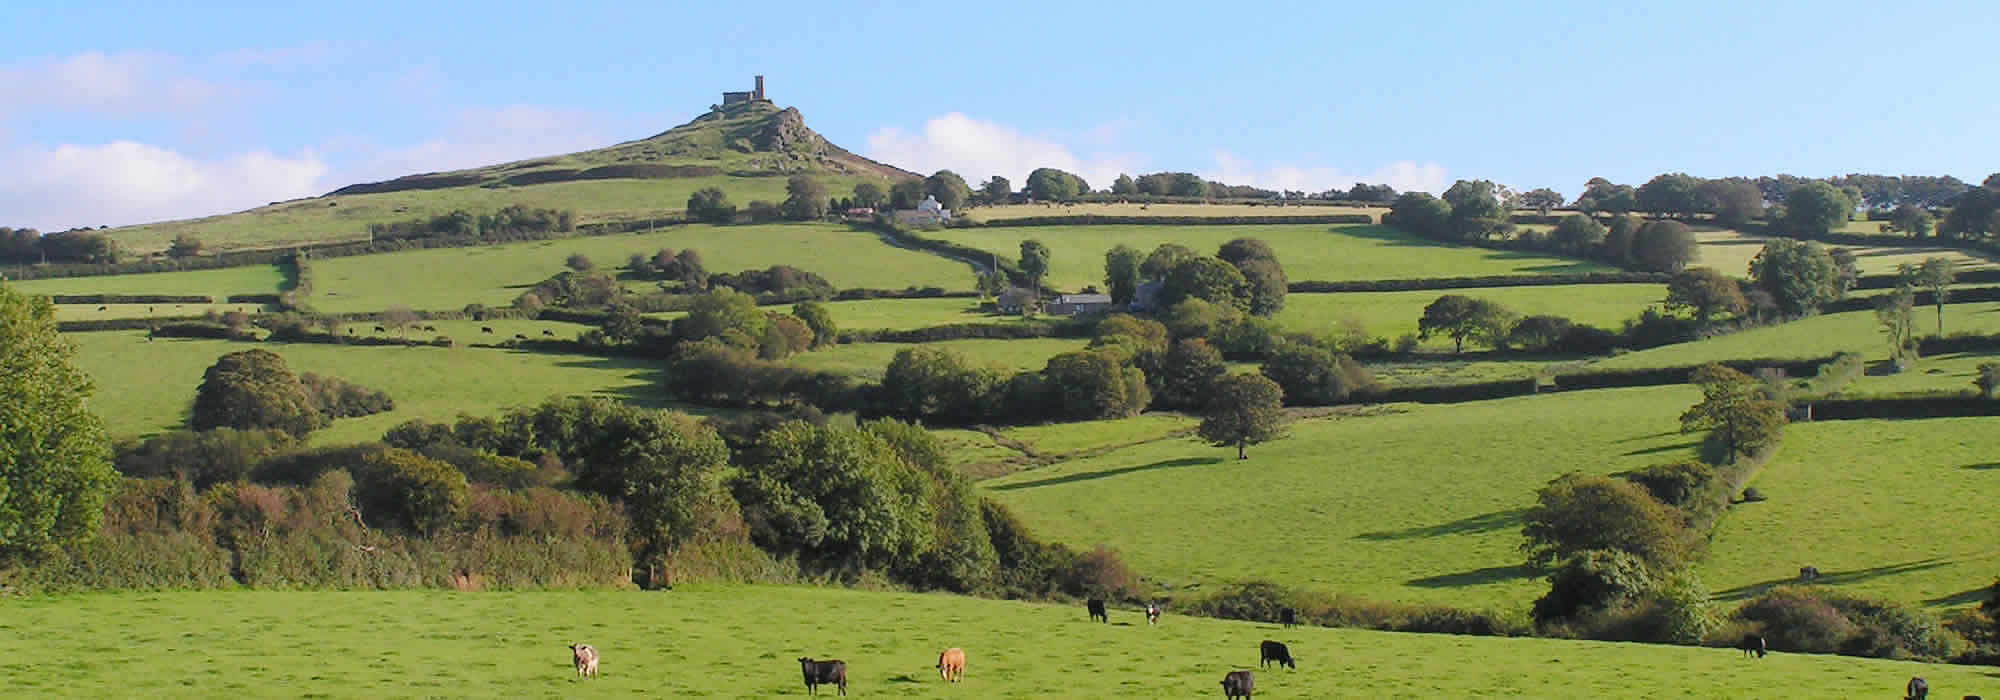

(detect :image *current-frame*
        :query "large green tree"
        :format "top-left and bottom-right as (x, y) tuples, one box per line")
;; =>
(1148, 338), (1226, 411)
(1749, 239), (1841, 316)
(1258, 342), (1376, 405)
(735, 421), (936, 570)
(1418, 294), (1516, 353)
(686, 187), (735, 223)
(782, 175), (829, 221)
(190, 349), (325, 438)
(1384, 192), (1452, 238)
(1198, 373), (1285, 459)
(0, 284), (119, 563)
(1778, 181), (1854, 237)
(924, 170), (973, 211)
(1041, 350), (1149, 421)
(980, 176), (1011, 204)
(1521, 472), (1692, 571)
(1141, 243), (1199, 281)
(1700, 178), (1765, 227)
(1550, 214), (1607, 256)
(1942, 187), (1997, 240)
(1907, 257), (1957, 335)
(1518, 188), (1565, 215)
(851, 182), (886, 209)
(1574, 177), (1637, 214)
(1018, 240), (1052, 289)
(1160, 257), (1250, 311)
(1636, 173), (1703, 219)
(1631, 220), (1700, 273)
(1888, 203), (1935, 238)
(1442, 179), (1508, 240)
(1103, 245), (1144, 306)
(1664, 267), (1748, 322)
(1025, 168), (1088, 200)
(675, 289), (769, 344)
(792, 301), (837, 348)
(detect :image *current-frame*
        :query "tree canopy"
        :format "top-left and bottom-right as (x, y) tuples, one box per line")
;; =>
(686, 187), (735, 223)
(190, 349), (325, 438)
(783, 175), (829, 221)
(1749, 239), (1841, 317)
(1103, 245), (1144, 306)
(1550, 215), (1607, 256)
(1631, 220), (1699, 273)
(1018, 240), (1052, 289)
(1778, 181), (1854, 237)
(924, 170), (972, 211)
(1198, 374), (1285, 459)
(1521, 472), (1692, 571)
(0, 283), (119, 564)
(1664, 267), (1748, 322)
(1418, 295), (1516, 353)
(1160, 256), (1250, 311)
(1025, 168), (1090, 200)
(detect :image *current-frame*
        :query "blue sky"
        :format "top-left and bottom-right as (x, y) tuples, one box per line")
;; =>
(2, 0), (1995, 230)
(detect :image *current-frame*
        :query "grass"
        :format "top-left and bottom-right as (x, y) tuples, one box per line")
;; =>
(2, 587), (1985, 698)
(1694, 229), (1995, 279)
(66, 332), (680, 444)
(984, 386), (1705, 608)
(1842, 350), (2000, 395)
(1591, 301), (2000, 369)
(309, 223), (973, 313)
(1366, 357), (1587, 387)
(962, 201), (1382, 222)
(813, 297), (1029, 331)
(1701, 418), (2000, 609)
(926, 224), (1614, 291)
(788, 338), (1088, 380)
(1276, 284), (1666, 346)
(998, 414), (1196, 457)
(7, 265), (284, 300)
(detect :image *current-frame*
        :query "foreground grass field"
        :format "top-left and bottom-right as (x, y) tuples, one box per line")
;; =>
(310, 223), (973, 313)
(2, 587), (1986, 698)
(1277, 284), (1666, 345)
(928, 224), (1612, 291)
(985, 386), (1705, 608)
(67, 332), (678, 444)
(1701, 418), (2000, 609)
(1592, 301), (2000, 369)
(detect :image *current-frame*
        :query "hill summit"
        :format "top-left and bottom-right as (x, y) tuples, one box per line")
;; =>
(329, 98), (914, 197)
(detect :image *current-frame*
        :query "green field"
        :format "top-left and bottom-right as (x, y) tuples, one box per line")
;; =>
(1277, 284), (1667, 345)
(1702, 418), (2000, 608)
(788, 338), (1089, 379)
(963, 201), (1383, 222)
(1694, 229), (1995, 279)
(1592, 301), (2000, 369)
(2, 587), (1983, 698)
(310, 224), (973, 313)
(8, 265), (285, 300)
(985, 386), (1703, 607)
(67, 332), (680, 444)
(927, 224), (1613, 291)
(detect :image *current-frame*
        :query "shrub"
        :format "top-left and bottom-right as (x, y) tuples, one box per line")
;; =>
(1521, 473), (1692, 570)
(114, 428), (297, 488)
(1065, 544), (1144, 602)
(190, 349), (325, 438)
(299, 372), (394, 419)
(350, 448), (470, 535)
(1733, 587), (1957, 659)
(1532, 549), (1656, 624)
(1621, 460), (1715, 509)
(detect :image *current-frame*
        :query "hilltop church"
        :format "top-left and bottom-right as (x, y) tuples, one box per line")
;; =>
(722, 76), (767, 105)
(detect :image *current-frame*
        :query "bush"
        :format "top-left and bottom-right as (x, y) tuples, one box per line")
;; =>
(1065, 544), (1144, 602)
(1733, 587), (1959, 660)
(299, 372), (394, 419)
(1621, 460), (1715, 509)
(1532, 549), (1655, 624)
(114, 428), (297, 488)
(350, 449), (470, 535)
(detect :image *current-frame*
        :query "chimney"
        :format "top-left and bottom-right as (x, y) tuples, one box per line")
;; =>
(754, 75), (765, 100)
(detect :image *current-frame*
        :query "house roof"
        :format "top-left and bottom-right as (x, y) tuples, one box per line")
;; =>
(1056, 293), (1112, 304)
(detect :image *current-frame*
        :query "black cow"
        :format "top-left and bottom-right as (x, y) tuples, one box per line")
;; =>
(515, 334), (529, 340)
(96, 305), (107, 311)
(1086, 598), (1107, 623)
(798, 657), (846, 696)
(1220, 670), (1254, 699)
(373, 326), (386, 333)
(1145, 603), (1160, 626)
(1799, 566), (1821, 582)
(542, 329), (555, 336)
(1906, 677), (1928, 700)
(481, 326), (494, 334)
(1738, 634), (1766, 658)
(422, 325), (437, 332)
(1278, 608), (1297, 628)
(1259, 640), (1295, 670)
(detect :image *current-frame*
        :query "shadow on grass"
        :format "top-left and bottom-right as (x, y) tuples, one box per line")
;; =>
(1406, 565), (1534, 588)
(1962, 462), (2000, 471)
(1712, 558), (1956, 601)
(986, 457), (1221, 491)
(885, 674), (922, 684)
(1354, 507), (1529, 541)
(1623, 440), (1704, 457)
(1924, 587), (1990, 607)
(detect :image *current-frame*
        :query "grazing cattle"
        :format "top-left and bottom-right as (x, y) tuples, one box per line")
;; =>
(1278, 608), (1297, 628)
(422, 325), (437, 332)
(1907, 677), (1928, 699)
(148, 306), (155, 312)
(935, 647), (965, 682)
(96, 305), (107, 311)
(542, 329), (555, 336)
(373, 325), (386, 333)
(569, 643), (599, 678)
(1738, 634), (1767, 658)
(1146, 603), (1160, 626)
(1799, 566), (1821, 582)
(1086, 598), (1107, 623)
(514, 333), (529, 340)
(1259, 640), (1295, 670)
(1220, 670), (1254, 699)
(798, 657), (847, 696)
(481, 326), (494, 334)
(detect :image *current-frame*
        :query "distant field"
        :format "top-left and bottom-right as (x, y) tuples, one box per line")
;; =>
(813, 297), (1025, 331)
(963, 202), (1383, 222)
(1702, 418), (2000, 609)
(4, 587), (1984, 698)
(788, 338), (1088, 380)
(1592, 301), (2000, 369)
(7, 265), (284, 300)
(1843, 350), (2000, 395)
(1694, 229), (1995, 279)
(998, 414), (1195, 457)
(67, 332), (680, 444)
(103, 174), (877, 254)
(1366, 357), (1586, 387)
(926, 224), (1613, 291)
(310, 223), (973, 313)
(45, 303), (278, 321)
(986, 386), (1704, 607)
(1277, 284), (1666, 345)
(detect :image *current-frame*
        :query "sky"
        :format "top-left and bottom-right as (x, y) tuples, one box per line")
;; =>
(1, 0), (1996, 231)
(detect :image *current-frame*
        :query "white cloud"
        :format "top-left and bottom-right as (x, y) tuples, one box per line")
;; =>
(1205, 151), (1450, 195)
(0, 141), (325, 230)
(0, 52), (233, 117)
(331, 105), (611, 186)
(864, 113), (1139, 188)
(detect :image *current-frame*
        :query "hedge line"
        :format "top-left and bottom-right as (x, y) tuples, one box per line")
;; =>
(1550, 356), (1837, 391)
(48, 294), (213, 304)
(152, 322), (256, 341)
(861, 221), (1039, 290)
(1289, 271), (1668, 293)
(1852, 268), (2000, 291)
(968, 214), (1374, 227)
(278, 252), (313, 313)
(56, 316), (204, 332)
(1822, 285), (2000, 314)
(837, 321), (1092, 344)
(226, 294), (283, 304)
(1804, 393), (2000, 420)
(1917, 332), (2000, 355)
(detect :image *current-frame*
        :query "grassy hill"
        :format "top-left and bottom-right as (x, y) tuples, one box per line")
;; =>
(101, 101), (914, 255)
(4, 587), (1986, 698)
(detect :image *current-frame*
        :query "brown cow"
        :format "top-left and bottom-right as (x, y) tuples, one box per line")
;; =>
(1221, 670), (1254, 698)
(570, 643), (599, 678)
(936, 647), (965, 682)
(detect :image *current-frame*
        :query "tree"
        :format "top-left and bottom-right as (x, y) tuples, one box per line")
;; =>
(1888, 203), (1935, 238)
(1636, 173), (1703, 219)
(783, 175), (829, 221)
(1532, 549), (1657, 623)
(1664, 267), (1748, 322)
(1150, 338), (1226, 411)
(0, 283), (119, 563)
(1778, 181), (1854, 237)
(1198, 374), (1285, 459)
(736, 421), (935, 570)
(1141, 243), (1199, 281)
(1975, 363), (2000, 399)
(190, 349), (325, 438)
(1601, 214), (1641, 264)
(1701, 179), (1765, 227)
(687, 187), (735, 223)
(350, 448), (468, 535)
(1111, 174), (1137, 195)
(1384, 192), (1453, 239)
(1018, 240), (1051, 289)
(1235, 258), (1287, 316)
(1442, 179), (1507, 239)
(1550, 215), (1607, 256)
(675, 289), (769, 344)
(890, 179), (926, 210)
(852, 182), (886, 209)
(167, 234), (204, 259)
(792, 301), (837, 348)
(1519, 188), (1564, 215)
(565, 253), (595, 272)
(1575, 177), (1637, 214)
(1749, 239), (1841, 317)
(1908, 257), (1956, 335)
(1026, 167), (1087, 200)
(602, 305), (644, 344)
(1875, 285), (1917, 371)
(1160, 257), (1250, 311)
(1103, 245), (1144, 306)
(1631, 220), (1699, 273)
(1504, 315), (1577, 352)
(1942, 187), (1997, 240)
(1520, 472), (1692, 570)
(1041, 350), (1149, 421)
(1680, 364), (1787, 456)
(980, 176), (1011, 204)
(1259, 342), (1376, 405)
(924, 170), (972, 211)
(1418, 295), (1516, 353)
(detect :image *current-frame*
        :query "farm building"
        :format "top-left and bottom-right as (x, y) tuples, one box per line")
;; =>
(996, 288), (1036, 314)
(1048, 293), (1113, 316)
(894, 195), (952, 226)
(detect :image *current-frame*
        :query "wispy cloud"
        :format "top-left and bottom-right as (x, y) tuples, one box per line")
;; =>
(865, 113), (1140, 188)
(0, 51), (236, 117)
(0, 141), (325, 230)
(1205, 151), (1450, 195)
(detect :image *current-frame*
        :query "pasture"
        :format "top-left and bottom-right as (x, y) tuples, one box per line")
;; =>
(811, 297), (1028, 332)
(1693, 229), (1995, 279)
(1701, 418), (2000, 609)
(1592, 301), (2000, 369)
(926, 224), (1613, 291)
(66, 332), (679, 444)
(309, 223), (973, 313)
(962, 201), (1382, 222)
(1276, 284), (1667, 345)
(7, 264), (284, 300)
(788, 338), (1089, 379)
(2, 587), (1986, 698)
(984, 386), (1706, 608)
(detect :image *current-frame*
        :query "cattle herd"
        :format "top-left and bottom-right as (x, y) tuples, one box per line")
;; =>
(556, 601), (1980, 697)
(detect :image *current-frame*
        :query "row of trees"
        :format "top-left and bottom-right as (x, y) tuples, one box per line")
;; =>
(365, 205), (576, 243)
(1387, 189), (1701, 273)
(1101, 239), (1289, 315)
(0, 226), (121, 265)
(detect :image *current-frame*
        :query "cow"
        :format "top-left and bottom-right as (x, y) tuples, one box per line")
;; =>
(1738, 634), (1767, 658)
(936, 647), (965, 683)
(1907, 677), (1929, 699)
(542, 329), (555, 336)
(422, 325), (437, 332)
(1220, 670), (1254, 699)
(799, 657), (847, 696)
(514, 333), (529, 340)
(1799, 566), (1821, 582)
(1146, 603), (1161, 626)
(1278, 608), (1297, 628)
(373, 325), (386, 333)
(1086, 598), (1107, 623)
(1259, 640), (1295, 670)
(481, 326), (494, 334)
(96, 305), (107, 311)
(569, 643), (599, 678)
